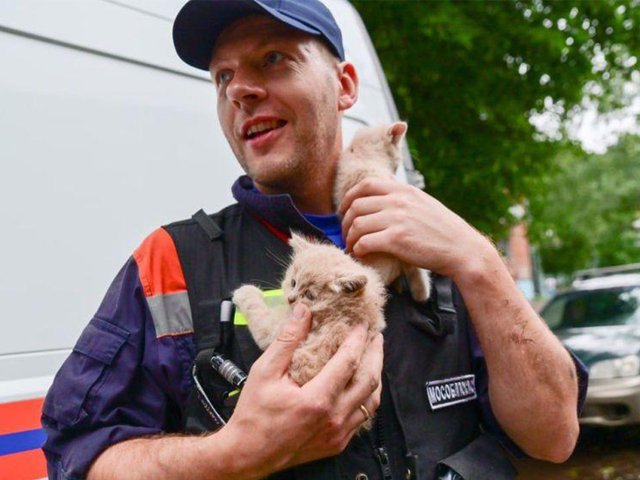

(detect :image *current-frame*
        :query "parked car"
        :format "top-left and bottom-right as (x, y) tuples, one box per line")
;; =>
(540, 266), (640, 427)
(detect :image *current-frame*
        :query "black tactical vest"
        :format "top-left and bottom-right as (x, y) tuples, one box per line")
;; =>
(164, 204), (516, 480)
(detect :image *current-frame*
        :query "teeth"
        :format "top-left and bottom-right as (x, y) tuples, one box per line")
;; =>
(247, 120), (283, 138)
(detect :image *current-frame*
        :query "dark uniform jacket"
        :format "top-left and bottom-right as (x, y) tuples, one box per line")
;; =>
(42, 176), (588, 480)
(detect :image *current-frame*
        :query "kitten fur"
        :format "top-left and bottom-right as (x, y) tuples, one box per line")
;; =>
(334, 122), (432, 303)
(232, 233), (386, 389)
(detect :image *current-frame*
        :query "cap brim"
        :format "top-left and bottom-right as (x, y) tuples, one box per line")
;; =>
(173, 0), (322, 71)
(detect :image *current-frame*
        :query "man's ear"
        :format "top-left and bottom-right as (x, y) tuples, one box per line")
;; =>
(337, 61), (359, 112)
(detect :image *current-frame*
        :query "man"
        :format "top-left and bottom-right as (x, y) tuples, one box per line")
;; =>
(42, 1), (586, 479)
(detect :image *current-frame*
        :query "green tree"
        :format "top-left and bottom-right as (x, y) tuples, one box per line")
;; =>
(351, 0), (639, 237)
(528, 134), (640, 275)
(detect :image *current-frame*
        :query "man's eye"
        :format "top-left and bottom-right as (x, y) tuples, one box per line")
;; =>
(216, 70), (233, 86)
(265, 52), (284, 65)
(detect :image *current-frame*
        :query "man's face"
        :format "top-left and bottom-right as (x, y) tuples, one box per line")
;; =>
(209, 15), (348, 193)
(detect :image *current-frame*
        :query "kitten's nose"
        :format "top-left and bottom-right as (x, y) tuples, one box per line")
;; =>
(287, 295), (296, 305)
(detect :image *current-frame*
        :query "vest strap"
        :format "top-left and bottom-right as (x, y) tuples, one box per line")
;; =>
(165, 209), (227, 350)
(434, 276), (455, 313)
(192, 208), (223, 241)
(167, 204), (513, 480)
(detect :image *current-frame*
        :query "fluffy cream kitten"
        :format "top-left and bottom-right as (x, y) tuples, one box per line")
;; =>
(232, 233), (386, 388)
(334, 122), (432, 303)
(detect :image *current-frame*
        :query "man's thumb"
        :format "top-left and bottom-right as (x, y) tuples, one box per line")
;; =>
(265, 303), (311, 374)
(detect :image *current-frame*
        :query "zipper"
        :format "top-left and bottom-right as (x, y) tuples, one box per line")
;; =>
(371, 381), (394, 480)
(375, 445), (394, 480)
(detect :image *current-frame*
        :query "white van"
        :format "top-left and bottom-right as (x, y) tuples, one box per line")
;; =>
(0, 1), (419, 477)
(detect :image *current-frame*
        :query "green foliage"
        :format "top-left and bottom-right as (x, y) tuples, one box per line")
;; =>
(528, 135), (640, 275)
(351, 0), (640, 238)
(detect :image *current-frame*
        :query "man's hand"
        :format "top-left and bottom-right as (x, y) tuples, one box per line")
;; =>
(88, 304), (383, 480)
(216, 303), (384, 479)
(339, 176), (580, 463)
(339, 177), (492, 280)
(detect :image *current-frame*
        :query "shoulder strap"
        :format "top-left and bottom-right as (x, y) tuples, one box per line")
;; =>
(164, 209), (229, 351)
(434, 275), (455, 314)
(192, 208), (223, 241)
(432, 274), (456, 335)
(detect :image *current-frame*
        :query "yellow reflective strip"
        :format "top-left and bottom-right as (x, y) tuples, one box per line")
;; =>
(263, 289), (283, 297)
(234, 311), (248, 326)
(227, 389), (240, 398)
(233, 289), (284, 325)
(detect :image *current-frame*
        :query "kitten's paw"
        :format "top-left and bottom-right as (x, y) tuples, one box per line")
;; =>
(232, 284), (263, 310)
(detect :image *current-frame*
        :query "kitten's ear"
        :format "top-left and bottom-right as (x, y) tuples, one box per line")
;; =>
(336, 274), (368, 294)
(289, 232), (310, 252)
(388, 122), (408, 145)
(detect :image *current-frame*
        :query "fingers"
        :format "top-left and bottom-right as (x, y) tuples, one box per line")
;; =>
(343, 376), (383, 433)
(338, 177), (397, 216)
(257, 303), (312, 377)
(343, 333), (383, 409)
(341, 196), (388, 243)
(304, 324), (368, 400)
(343, 211), (388, 253)
(339, 178), (410, 255)
(351, 230), (391, 259)
(330, 333), (384, 434)
(344, 399), (375, 432)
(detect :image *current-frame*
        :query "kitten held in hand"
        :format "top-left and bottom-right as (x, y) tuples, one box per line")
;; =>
(334, 121), (432, 303)
(232, 233), (386, 389)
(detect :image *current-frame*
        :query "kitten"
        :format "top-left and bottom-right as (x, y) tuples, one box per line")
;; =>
(232, 233), (386, 389)
(334, 122), (432, 303)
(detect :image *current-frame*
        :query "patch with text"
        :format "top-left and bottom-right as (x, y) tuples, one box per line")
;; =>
(425, 374), (477, 410)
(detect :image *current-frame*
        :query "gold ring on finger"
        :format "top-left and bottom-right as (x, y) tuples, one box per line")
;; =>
(359, 404), (371, 421)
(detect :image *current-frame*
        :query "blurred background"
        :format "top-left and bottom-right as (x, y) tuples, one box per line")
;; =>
(352, 0), (639, 293)
(351, 1), (640, 479)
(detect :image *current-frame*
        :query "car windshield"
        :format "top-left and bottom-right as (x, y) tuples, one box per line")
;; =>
(541, 286), (640, 330)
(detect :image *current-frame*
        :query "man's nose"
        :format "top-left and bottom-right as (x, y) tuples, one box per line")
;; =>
(226, 69), (267, 111)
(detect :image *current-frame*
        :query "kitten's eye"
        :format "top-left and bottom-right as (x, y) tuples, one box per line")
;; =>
(291, 279), (296, 288)
(304, 290), (316, 301)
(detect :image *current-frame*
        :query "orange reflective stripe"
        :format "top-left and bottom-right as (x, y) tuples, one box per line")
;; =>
(0, 449), (47, 480)
(133, 228), (193, 338)
(133, 228), (187, 298)
(0, 399), (44, 436)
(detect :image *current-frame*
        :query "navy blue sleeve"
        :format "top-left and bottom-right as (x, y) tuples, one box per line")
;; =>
(41, 258), (192, 480)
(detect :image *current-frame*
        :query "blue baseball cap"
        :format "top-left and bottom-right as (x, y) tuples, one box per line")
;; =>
(173, 0), (345, 71)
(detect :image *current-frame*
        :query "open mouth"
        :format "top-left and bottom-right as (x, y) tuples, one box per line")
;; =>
(244, 120), (287, 140)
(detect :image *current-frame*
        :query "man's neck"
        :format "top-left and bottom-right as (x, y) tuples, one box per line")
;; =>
(290, 184), (334, 214)
(254, 169), (337, 215)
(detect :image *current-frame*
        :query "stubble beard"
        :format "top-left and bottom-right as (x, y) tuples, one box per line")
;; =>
(235, 114), (339, 195)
